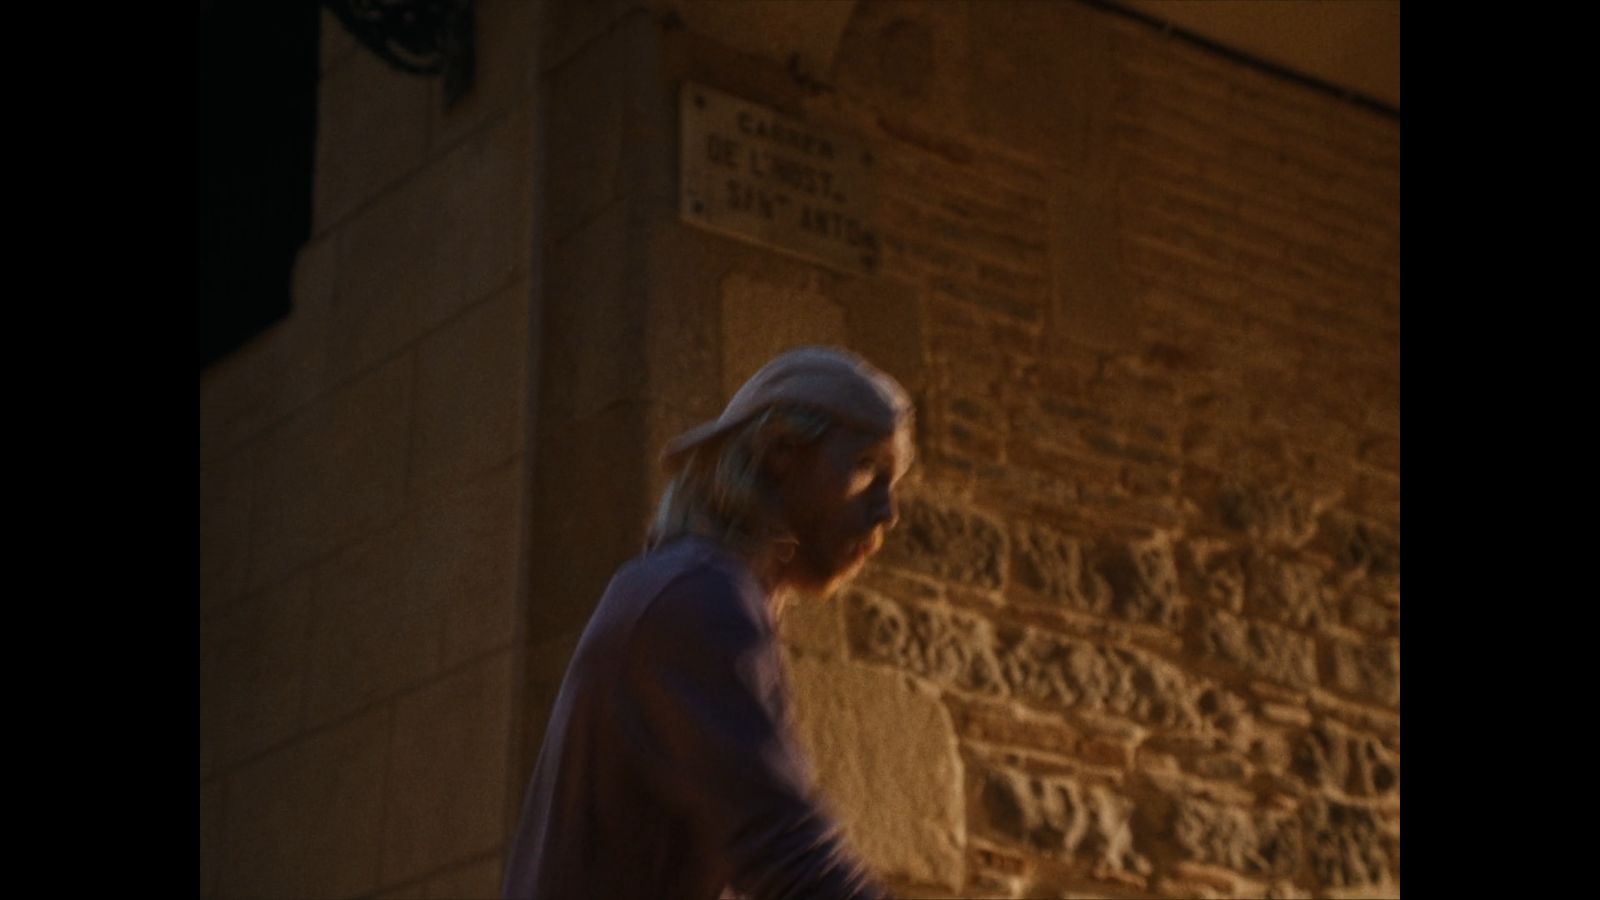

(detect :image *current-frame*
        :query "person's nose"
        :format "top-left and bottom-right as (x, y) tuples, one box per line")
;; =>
(869, 482), (898, 531)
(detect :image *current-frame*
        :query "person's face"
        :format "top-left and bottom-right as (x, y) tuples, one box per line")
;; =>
(772, 422), (912, 596)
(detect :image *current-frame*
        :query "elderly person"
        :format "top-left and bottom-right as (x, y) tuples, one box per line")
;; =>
(503, 346), (913, 900)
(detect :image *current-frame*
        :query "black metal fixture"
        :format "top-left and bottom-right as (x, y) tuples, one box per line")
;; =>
(323, 0), (476, 108)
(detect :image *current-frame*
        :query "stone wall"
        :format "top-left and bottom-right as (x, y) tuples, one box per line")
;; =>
(773, 3), (1400, 897)
(199, 4), (542, 897)
(200, 2), (1396, 898)
(506, 0), (1398, 896)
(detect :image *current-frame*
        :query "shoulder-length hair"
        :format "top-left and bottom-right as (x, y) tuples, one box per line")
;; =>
(645, 404), (834, 554)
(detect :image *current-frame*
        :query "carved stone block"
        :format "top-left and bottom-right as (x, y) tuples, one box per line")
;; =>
(1290, 718), (1398, 799)
(1325, 635), (1401, 708)
(878, 497), (1005, 588)
(976, 766), (1152, 881)
(847, 591), (1231, 731)
(1009, 523), (1095, 607)
(1171, 794), (1302, 879)
(1192, 609), (1318, 690)
(1090, 533), (1182, 628)
(1302, 798), (1393, 889)
(1012, 524), (1182, 629)
(1312, 510), (1400, 582)
(1210, 477), (1321, 547)
(1178, 540), (1246, 614)
(1245, 552), (1336, 631)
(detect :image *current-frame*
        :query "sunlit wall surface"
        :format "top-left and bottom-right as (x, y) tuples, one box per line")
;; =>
(201, 2), (1397, 898)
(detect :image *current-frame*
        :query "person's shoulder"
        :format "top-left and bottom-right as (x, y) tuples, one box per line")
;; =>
(634, 538), (770, 641)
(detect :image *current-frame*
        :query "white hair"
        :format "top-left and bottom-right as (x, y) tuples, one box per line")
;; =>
(645, 404), (835, 554)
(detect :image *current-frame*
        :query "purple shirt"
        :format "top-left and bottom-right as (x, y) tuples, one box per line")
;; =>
(502, 535), (888, 900)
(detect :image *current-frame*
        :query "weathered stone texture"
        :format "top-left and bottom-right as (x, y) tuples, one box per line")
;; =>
(720, 270), (848, 402)
(1324, 635), (1401, 708)
(846, 589), (1007, 701)
(206, 1), (1400, 896)
(1091, 533), (1182, 628)
(777, 593), (846, 658)
(976, 765), (1152, 882)
(848, 591), (1230, 731)
(1204, 475), (1324, 547)
(787, 657), (965, 891)
(832, 0), (970, 138)
(1340, 589), (1399, 637)
(966, 0), (1118, 170)
(1189, 751), (1250, 783)
(1178, 539), (1247, 615)
(1192, 608), (1319, 691)
(1245, 551), (1338, 631)
(877, 497), (1005, 589)
(965, 838), (1033, 898)
(1302, 798), (1394, 890)
(1170, 794), (1302, 880)
(1008, 522), (1082, 596)
(1010, 524), (1182, 629)
(1290, 718), (1398, 799)
(1313, 510), (1401, 584)
(948, 699), (1083, 760)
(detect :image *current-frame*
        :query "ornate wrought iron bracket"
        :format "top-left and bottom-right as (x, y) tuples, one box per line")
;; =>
(323, 0), (475, 108)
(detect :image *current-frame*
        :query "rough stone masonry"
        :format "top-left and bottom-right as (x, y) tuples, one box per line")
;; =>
(767, 3), (1399, 898)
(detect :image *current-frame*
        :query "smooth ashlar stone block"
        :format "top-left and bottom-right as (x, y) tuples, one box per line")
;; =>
(327, 105), (534, 388)
(200, 777), (225, 899)
(200, 567), (316, 774)
(721, 269), (848, 401)
(381, 652), (513, 884)
(200, 445), (254, 612)
(426, 855), (505, 900)
(200, 236), (336, 466)
(424, 463), (523, 668)
(777, 591), (846, 659)
(302, 511), (440, 727)
(319, 7), (359, 74)
(410, 280), (531, 503)
(429, 0), (542, 152)
(543, 10), (652, 240)
(217, 707), (389, 900)
(246, 351), (412, 593)
(787, 656), (965, 891)
(313, 41), (433, 232)
(302, 463), (521, 726)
